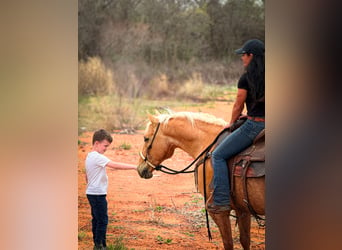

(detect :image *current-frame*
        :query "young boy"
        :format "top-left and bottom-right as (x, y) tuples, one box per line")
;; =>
(85, 129), (137, 250)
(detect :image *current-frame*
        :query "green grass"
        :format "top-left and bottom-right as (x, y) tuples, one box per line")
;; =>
(183, 232), (195, 237)
(119, 142), (131, 150)
(106, 236), (132, 250)
(154, 205), (164, 212)
(78, 231), (87, 241)
(190, 194), (203, 204)
(156, 235), (173, 244)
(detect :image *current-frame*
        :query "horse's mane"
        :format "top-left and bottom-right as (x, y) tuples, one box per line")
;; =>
(156, 111), (227, 127)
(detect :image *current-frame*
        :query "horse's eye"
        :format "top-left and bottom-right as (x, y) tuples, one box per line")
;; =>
(144, 137), (149, 142)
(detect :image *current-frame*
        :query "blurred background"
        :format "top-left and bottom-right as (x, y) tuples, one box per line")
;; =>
(78, 0), (264, 132)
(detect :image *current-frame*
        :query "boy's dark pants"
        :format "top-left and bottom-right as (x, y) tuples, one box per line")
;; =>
(87, 194), (108, 247)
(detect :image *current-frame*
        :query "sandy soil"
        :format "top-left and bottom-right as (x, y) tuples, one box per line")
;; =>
(78, 101), (265, 249)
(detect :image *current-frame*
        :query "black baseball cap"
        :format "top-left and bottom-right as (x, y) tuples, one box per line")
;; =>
(235, 39), (265, 55)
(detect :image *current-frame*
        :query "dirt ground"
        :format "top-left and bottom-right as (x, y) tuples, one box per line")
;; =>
(78, 101), (265, 250)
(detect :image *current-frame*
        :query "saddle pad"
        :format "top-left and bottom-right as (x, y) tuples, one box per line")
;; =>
(233, 161), (265, 177)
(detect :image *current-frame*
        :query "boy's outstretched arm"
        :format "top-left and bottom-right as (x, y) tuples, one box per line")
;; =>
(106, 161), (137, 170)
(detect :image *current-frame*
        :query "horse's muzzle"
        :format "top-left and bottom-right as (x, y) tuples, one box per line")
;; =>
(142, 168), (153, 179)
(137, 164), (153, 179)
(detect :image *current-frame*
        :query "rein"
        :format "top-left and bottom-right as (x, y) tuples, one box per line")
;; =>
(139, 122), (230, 175)
(158, 127), (230, 174)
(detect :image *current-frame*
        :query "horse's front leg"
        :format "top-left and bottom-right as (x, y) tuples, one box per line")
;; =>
(235, 210), (251, 249)
(209, 210), (233, 250)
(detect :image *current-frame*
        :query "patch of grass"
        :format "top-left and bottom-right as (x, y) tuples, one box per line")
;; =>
(119, 142), (131, 150)
(78, 95), (145, 132)
(201, 84), (237, 101)
(156, 235), (173, 244)
(78, 231), (87, 241)
(154, 206), (164, 212)
(107, 235), (129, 250)
(183, 232), (195, 237)
(190, 194), (203, 204)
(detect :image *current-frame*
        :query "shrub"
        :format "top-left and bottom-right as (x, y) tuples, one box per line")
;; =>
(79, 57), (114, 96)
(176, 72), (204, 100)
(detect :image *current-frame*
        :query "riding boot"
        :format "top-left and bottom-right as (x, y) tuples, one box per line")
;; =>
(206, 190), (231, 213)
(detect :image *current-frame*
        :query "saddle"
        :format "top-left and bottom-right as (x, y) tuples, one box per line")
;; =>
(229, 129), (265, 178)
(215, 117), (265, 179)
(195, 117), (265, 184)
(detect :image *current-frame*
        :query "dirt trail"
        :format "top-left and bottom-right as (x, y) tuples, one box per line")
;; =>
(78, 101), (265, 249)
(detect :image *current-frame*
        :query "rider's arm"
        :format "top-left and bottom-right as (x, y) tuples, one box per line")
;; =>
(228, 88), (247, 126)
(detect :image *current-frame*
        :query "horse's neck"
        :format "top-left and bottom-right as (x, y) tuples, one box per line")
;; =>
(162, 118), (223, 158)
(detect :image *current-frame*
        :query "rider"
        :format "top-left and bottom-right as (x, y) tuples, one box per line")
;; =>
(206, 39), (265, 213)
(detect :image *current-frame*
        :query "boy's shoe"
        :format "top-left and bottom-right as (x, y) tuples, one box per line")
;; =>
(94, 245), (106, 250)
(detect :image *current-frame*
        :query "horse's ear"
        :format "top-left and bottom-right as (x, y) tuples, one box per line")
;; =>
(148, 113), (159, 124)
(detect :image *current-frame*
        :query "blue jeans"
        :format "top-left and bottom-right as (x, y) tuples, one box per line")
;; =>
(211, 119), (265, 205)
(87, 194), (108, 247)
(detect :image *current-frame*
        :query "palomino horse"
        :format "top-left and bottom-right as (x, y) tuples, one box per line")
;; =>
(137, 112), (265, 250)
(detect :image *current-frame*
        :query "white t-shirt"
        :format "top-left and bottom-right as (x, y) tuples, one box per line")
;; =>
(85, 151), (110, 195)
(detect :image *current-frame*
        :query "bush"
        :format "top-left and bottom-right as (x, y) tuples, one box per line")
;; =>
(79, 57), (114, 96)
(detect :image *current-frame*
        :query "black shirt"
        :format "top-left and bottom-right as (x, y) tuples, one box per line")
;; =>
(237, 73), (265, 117)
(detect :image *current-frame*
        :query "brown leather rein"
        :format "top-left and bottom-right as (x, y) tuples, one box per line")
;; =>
(139, 122), (225, 175)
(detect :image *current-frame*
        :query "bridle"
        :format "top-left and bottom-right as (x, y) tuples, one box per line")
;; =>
(139, 121), (203, 174)
(139, 121), (230, 175)
(139, 121), (207, 174)
(139, 122), (161, 170)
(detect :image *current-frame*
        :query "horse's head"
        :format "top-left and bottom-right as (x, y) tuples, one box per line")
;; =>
(137, 114), (175, 179)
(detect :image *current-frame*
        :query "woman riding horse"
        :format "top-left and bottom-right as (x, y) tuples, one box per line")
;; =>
(207, 39), (265, 213)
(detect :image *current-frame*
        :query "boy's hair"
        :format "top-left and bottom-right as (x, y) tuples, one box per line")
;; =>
(92, 129), (113, 145)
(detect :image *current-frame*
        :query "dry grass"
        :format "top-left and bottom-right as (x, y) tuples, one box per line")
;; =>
(78, 95), (144, 133)
(78, 57), (239, 133)
(79, 57), (114, 96)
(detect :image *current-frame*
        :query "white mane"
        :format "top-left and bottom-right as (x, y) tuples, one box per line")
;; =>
(157, 111), (227, 127)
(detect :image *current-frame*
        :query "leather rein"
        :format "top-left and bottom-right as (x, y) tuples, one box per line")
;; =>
(139, 122), (228, 175)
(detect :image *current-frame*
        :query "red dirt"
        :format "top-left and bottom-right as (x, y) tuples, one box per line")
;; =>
(78, 101), (265, 250)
